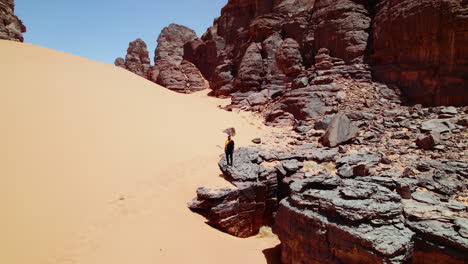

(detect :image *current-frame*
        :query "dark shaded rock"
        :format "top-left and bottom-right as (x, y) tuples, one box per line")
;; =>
(336, 153), (381, 167)
(281, 159), (303, 173)
(266, 85), (335, 123)
(415, 131), (441, 150)
(251, 138), (261, 144)
(124, 38), (152, 78)
(314, 114), (334, 130)
(311, 0), (371, 63)
(234, 42), (264, 92)
(114, 57), (125, 68)
(320, 112), (359, 147)
(150, 24), (208, 93)
(337, 164), (370, 178)
(371, 0), (468, 106)
(218, 147), (279, 225)
(0, 0), (26, 42)
(154, 23), (197, 65)
(188, 183), (266, 238)
(275, 38), (303, 76)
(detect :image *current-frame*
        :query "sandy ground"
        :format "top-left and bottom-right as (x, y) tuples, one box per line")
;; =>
(0, 40), (279, 264)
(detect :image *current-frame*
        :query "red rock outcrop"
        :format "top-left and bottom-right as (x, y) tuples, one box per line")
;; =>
(0, 0), (26, 42)
(115, 24), (208, 93)
(184, 0), (377, 116)
(115, 38), (151, 79)
(182, 0), (467, 112)
(371, 0), (468, 106)
(150, 24), (208, 93)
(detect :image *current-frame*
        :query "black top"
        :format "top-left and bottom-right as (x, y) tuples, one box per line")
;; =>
(226, 140), (235, 153)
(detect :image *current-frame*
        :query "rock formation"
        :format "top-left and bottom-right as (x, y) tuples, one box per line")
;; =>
(188, 77), (467, 263)
(115, 24), (208, 93)
(274, 175), (415, 264)
(183, 0), (467, 110)
(149, 24), (208, 93)
(114, 39), (151, 78)
(0, 0), (26, 42)
(188, 184), (266, 238)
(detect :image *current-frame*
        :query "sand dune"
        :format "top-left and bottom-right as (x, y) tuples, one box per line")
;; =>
(0, 40), (278, 264)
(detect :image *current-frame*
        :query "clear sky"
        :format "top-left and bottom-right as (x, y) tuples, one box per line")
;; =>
(15, 0), (227, 64)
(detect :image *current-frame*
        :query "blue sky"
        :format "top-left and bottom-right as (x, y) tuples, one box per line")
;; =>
(15, 0), (227, 64)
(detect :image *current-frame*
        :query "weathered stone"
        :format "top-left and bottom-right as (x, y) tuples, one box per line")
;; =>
(275, 38), (303, 76)
(188, 183), (266, 238)
(155, 23), (197, 65)
(320, 112), (359, 147)
(122, 38), (152, 78)
(274, 176), (414, 264)
(114, 57), (125, 68)
(415, 132), (441, 150)
(421, 119), (455, 133)
(281, 159), (303, 173)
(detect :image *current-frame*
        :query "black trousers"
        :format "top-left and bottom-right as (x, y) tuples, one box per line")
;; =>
(226, 151), (233, 165)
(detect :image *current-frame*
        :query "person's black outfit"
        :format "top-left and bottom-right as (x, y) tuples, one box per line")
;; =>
(225, 140), (234, 166)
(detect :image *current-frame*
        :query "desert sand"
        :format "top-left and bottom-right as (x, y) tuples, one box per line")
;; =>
(0, 40), (279, 264)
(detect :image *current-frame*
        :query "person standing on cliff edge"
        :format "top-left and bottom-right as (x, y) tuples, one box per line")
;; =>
(225, 135), (235, 166)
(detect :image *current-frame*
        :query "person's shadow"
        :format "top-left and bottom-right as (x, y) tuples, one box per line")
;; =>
(263, 244), (281, 264)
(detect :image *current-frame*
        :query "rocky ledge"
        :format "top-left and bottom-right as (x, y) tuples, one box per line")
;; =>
(188, 102), (467, 263)
(275, 174), (415, 264)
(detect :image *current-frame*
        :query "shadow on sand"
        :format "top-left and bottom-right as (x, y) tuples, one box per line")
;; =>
(263, 244), (281, 264)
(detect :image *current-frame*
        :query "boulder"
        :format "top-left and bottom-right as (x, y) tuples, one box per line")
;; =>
(320, 112), (359, 147)
(415, 132), (441, 150)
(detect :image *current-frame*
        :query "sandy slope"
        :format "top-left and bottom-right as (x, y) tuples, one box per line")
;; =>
(0, 40), (279, 264)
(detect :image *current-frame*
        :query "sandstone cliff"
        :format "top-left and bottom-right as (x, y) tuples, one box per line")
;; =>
(0, 0), (26, 42)
(184, 0), (467, 107)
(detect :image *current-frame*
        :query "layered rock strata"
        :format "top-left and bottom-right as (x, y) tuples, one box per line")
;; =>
(0, 0), (26, 42)
(188, 184), (266, 238)
(274, 174), (415, 264)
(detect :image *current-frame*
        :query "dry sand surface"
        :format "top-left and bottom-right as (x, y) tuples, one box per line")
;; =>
(0, 40), (279, 264)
